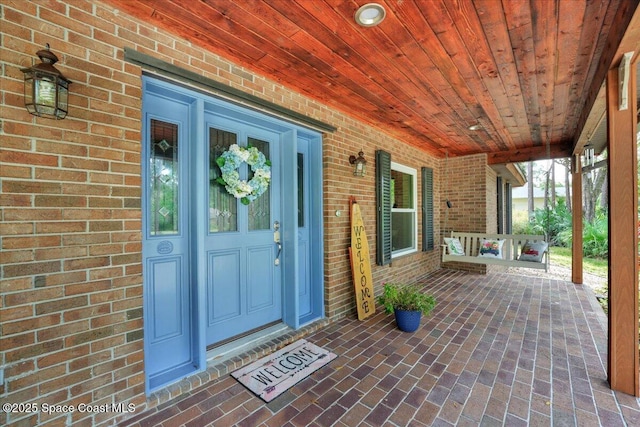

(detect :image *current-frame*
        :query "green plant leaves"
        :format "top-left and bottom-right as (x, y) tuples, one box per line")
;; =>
(376, 283), (436, 316)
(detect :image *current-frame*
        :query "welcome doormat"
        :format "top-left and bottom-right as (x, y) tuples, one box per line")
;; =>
(231, 339), (337, 402)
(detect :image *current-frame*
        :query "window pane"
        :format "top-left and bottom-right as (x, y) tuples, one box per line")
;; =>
(392, 212), (415, 252)
(391, 169), (413, 209)
(150, 119), (179, 235)
(209, 128), (238, 233)
(248, 137), (270, 231)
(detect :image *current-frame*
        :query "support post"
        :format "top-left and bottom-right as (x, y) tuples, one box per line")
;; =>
(572, 154), (583, 285)
(607, 60), (639, 396)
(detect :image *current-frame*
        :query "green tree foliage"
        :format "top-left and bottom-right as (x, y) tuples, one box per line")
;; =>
(514, 198), (609, 258)
(516, 198), (571, 246)
(557, 208), (608, 258)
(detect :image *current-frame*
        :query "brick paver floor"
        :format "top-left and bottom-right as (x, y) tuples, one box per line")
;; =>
(119, 269), (640, 426)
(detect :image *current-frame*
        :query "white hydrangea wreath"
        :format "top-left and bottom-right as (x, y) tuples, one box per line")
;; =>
(216, 144), (271, 205)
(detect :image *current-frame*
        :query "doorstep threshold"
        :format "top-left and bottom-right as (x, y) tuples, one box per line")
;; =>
(206, 323), (291, 366)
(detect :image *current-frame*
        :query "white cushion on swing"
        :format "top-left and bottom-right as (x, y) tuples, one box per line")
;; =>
(519, 241), (548, 263)
(444, 237), (465, 256)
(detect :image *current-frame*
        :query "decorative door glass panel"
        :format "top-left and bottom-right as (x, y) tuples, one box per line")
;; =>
(248, 137), (270, 231)
(150, 119), (179, 235)
(209, 128), (238, 233)
(297, 153), (304, 227)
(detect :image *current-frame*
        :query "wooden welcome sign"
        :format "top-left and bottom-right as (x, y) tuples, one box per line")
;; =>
(349, 197), (375, 320)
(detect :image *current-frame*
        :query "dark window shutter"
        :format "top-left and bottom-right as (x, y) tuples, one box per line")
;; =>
(422, 167), (434, 251)
(376, 150), (392, 265)
(505, 183), (513, 234)
(497, 177), (504, 233)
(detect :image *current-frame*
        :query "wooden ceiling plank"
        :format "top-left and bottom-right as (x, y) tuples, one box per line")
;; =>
(550, 0), (586, 146)
(427, 2), (503, 126)
(104, 0), (286, 80)
(204, 0), (302, 38)
(384, 0), (511, 155)
(366, 30), (492, 149)
(281, 0), (461, 152)
(173, 0), (370, 93)
(379, 0), (499, 153)
(117, 0), (398, 130)
(562, 0), (615, 142)
(332, 0), (480, 151)
(384, 2), (478, 120)
(276, 1), (443, 117)
(502, 0), (542, 146)
(531, 0), (558, 147)
(169, 0), (406, 124)
(168, 0), (362, 88)
(101, 0), (635, 160)
(475, 0), (530, 145)
(385, 2), (500, 154)
(102, 0), (156, 19)
(226, 0), (396, 100)
(149, 0), (269, 60)
(437, 0), (517, 151)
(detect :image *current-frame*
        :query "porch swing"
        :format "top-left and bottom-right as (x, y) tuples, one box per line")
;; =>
(441, 143), (551, 272)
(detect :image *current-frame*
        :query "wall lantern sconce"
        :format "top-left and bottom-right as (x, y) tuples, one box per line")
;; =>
(21, 44), (71, 119)
(349, 150), (367, 177)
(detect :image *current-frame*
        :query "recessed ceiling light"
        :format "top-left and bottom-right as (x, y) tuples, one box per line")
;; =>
(355, 3), (386, 27)
(468, 124), (482, 131)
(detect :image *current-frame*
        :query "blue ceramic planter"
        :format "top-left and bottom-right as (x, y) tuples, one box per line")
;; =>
(394, 309), (422, 332)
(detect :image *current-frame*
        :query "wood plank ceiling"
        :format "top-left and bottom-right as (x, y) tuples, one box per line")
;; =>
(103, 0), (638, 162)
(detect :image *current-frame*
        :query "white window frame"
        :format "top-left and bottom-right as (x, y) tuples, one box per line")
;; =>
(391, 162), (418, 258)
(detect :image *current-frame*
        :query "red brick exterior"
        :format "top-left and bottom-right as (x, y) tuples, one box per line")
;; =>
(440, 155), (499, 273)
(0, 1), (494, 425)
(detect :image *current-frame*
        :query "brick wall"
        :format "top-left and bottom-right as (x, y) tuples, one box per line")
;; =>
(1, 1), (448, 425)
(439, 155), (499, 273)
(441, 154), (489, 235)
(1, 1), (147, 425)
(322, 124), (441, 318)
(485, 165), (498, 234)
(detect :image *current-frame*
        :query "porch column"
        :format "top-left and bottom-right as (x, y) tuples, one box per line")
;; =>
(571, 154), (583, 285)
(606, 57), (639, 396)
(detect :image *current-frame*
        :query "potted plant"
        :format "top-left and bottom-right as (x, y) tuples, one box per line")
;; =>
(377, 283), (436, 332)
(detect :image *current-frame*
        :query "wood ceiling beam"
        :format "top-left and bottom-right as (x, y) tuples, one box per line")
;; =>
(486, 143), (572, 165)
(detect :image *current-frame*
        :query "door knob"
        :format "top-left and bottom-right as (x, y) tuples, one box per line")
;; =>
(273, 221), (280, 243)
(274, 221), (281, 266)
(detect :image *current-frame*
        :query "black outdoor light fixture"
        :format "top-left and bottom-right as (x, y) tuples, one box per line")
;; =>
(349, 150), (367, 177)
(21, 44), (71, 120)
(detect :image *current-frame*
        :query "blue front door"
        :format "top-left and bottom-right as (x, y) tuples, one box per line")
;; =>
(142, 76), (324, 392)
(204, 113), (282, 345)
